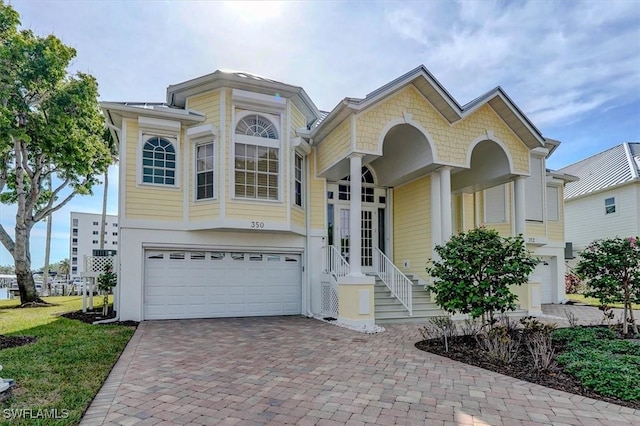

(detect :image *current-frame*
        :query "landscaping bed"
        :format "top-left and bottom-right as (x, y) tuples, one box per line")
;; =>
(61, 307), (139, 327)
(416, 322), (640, 410)
(0, 296), (136, 425)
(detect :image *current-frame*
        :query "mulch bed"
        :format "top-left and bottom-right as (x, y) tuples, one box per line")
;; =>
(0, 335), (37, 351)
(416, 332), (640, 410)
(61, 308), (139, 327)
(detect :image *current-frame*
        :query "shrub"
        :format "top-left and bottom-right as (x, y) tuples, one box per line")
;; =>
(476, 324), (521, 364)
(576, 237), (640, 335)
(420, 316), (457, 352)
(565, 273), (582, 294)
(521, 317), (556, 370)
(97, 264), (117, 316)
(427, 227), (538, 325)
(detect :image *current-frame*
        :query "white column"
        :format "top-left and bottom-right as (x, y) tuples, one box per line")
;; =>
(439, 166), (452, 241)
(514, 176), (526, 237)
(349, 154), (363, 277)
(430, 170), (442, 253)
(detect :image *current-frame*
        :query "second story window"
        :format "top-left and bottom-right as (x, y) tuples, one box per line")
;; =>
(294, 153), (304, 207)
(234, 113), (279, 201)
(605, 197), (616, 214)
(142, 136), (176, 185)
(196, 141), (215, 200)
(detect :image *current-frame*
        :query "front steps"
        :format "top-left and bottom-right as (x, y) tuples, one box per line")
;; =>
(374, 275), (445, 324)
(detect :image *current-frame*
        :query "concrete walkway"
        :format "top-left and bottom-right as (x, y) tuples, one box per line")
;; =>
(82, 305), (639, 425)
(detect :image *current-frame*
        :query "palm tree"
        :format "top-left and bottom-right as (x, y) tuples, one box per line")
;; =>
(100, 127), (119, 250)
(58, 258), (70, 280)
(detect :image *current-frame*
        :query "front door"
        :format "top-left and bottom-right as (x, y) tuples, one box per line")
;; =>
(336, 207), (377, 272)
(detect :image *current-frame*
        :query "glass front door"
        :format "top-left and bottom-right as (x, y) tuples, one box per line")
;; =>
(336, 207), (377, 272)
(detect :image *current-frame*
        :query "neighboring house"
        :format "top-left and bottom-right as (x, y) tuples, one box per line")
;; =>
(559, 142), (640, 262)
(101, 65), (574, 325)
(69, 212), (118, 279)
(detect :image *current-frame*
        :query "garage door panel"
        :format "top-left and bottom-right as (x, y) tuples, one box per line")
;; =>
(144, 250), (301, 320)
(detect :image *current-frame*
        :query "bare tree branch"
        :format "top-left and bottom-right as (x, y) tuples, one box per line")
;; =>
(33, 186), (82, 222)
(0, 224), (15, 256)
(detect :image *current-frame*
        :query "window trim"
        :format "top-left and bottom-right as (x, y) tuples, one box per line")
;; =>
(231, 110), (282, 202)
(605, 197), (616, 215)
(293, 152), (304, 208)
(194, 139), (216, 201)
(483, 184), (508, 224)
(137, 131), (180, 188)
(546, 186), (560, 222)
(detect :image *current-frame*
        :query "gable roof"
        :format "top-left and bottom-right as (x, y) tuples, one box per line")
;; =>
(310, 65), (546, 150)
(166, 70), (321, 128)
(558, 142), (640, 200)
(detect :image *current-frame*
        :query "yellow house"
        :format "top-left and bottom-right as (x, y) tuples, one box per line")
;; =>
(102, 65), (575, 326)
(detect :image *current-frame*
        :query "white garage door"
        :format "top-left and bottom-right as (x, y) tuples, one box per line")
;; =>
(532, 257), (554, 304)
(144, 250), (302, 320)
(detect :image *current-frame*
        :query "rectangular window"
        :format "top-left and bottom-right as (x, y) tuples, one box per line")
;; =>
(484, 185), (507, 223)
(294, 153), (304, 207)
(338, 184), (350, 200)
(113, 223), (118, 227)
(605, 197), (616, 214)
(72, 238), (78, 245)
(547, 186), (559, 221)
(525, 156), (544, 221)
(113, 232), (118, 236)
(72, 267), (77, 273)
(92, 230), (98, 235)
(92, 240), (98, 244)
(93, 221), (98, 226)
(72, 248), (78, 254)
(72, 229), (78, 236)
(196, 142), (214, 200)
(72, 219), (78, 226)
(234, 143), (279, 200)
(112, 241), (117, 245)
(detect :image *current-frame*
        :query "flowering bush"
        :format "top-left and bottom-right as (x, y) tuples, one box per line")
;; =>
(565, 273), (582, 294)
(427, 227), (539, 325)
(576, 237), (640, 335)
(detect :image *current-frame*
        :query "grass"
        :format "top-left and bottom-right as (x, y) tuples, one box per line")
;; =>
(0, 296), (135, 425)
(553, 327), (640, 401)
(566, 294), (640, 310)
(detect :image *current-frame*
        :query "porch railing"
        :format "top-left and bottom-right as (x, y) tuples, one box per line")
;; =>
(324, 245), (350, 278)
(374, 248), (413, 316)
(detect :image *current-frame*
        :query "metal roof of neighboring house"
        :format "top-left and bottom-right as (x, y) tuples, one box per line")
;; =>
(558, 142), (640, 200)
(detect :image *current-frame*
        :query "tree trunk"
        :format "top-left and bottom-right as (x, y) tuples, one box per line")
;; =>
(14, 223), (42, 304)
(99, 169), (108, 250)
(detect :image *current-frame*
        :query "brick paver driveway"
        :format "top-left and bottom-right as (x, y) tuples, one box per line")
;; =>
(82, 314), (639, 425)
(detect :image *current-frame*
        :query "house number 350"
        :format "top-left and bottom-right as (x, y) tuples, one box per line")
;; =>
(251, 221), (265, 229)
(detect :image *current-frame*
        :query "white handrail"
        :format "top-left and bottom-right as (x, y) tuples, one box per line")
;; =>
(324, 245), (350, 278)
(374, 248), (413, 316)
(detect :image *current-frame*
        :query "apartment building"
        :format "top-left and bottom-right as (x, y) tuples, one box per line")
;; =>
(69, 212), (119, 279)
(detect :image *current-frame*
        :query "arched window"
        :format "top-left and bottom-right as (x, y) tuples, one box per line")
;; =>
(234, 113), (280, 200)
(142, 136), (176, 185)
(235, 114), (279, 139)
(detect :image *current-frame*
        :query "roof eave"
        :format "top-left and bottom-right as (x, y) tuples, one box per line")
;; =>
(100, 102), (206, 124)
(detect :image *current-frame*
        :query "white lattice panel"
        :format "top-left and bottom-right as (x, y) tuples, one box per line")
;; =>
(321, 280), (339, 319)
(85, 256), (117, 274)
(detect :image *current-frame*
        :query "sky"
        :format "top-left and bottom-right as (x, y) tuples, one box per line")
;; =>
(1, 0), (639, 270)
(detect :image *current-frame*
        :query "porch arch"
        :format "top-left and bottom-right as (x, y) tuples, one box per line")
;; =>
(452, 137), (515, 193)
(370, 118), (437, 187)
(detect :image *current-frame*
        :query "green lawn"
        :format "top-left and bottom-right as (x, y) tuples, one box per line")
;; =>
(567, 294), (640, 310)
(0, 296), (135, 425)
